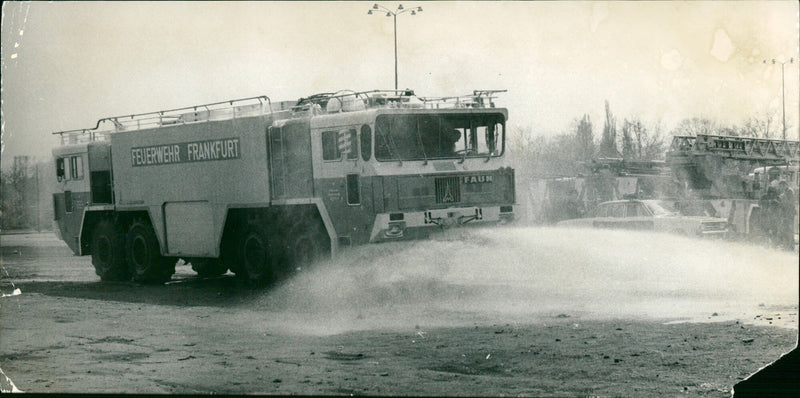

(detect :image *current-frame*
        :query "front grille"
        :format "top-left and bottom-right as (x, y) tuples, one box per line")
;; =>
(435, 176), (461, 204)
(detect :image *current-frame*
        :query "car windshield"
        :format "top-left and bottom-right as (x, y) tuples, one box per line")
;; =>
(375, 113), (505, 161)
(643, 200), (680, 216)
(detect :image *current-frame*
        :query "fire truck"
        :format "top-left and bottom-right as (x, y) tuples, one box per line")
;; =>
(527, 159), (676, 224)
(666, 134), (799, 240)
(51, 90), (515, 283)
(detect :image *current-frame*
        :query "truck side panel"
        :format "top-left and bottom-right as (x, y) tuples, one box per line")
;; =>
(111, 116), (273, 256)
(163, 201), (216, 256)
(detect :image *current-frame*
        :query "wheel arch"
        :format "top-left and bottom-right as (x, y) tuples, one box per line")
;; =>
(80, 210), (154, 255)
(80, 210), (113, 256)
(272, 198), (338, 256)
(220, 200), (337, 261)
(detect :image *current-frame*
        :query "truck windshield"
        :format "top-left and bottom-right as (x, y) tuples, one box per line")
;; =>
(375, 113), (504, 161)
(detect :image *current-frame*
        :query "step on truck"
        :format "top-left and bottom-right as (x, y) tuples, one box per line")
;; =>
(51, 89), (516, 284)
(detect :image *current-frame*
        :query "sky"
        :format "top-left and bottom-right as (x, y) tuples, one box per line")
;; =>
(1, 1), (799, 168)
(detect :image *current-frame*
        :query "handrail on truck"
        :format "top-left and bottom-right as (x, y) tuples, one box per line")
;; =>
(292, 88), (507, 113)
(53, 95), (274, 145)
(52, 88), (509, 146)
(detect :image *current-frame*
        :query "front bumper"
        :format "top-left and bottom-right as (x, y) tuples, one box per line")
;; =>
(369, 205), (514, 242)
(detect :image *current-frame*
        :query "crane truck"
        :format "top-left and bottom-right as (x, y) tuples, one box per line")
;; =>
(528, 134), (798, 243)
(51, 89), (516, 284)
(666, 134), (799, 241)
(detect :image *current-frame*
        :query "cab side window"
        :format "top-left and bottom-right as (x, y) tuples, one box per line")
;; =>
(360, 125), (372, 161)
(343, 129), (357, 160)
(322, 129), (358, 161)
(56, 157), (66, 181)
(69, 156), (84, 180)
(322, 131), (340, 160)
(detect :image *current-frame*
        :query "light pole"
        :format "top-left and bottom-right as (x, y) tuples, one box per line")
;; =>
(367, 3), (423, 90)
(764, 57), (795, 140)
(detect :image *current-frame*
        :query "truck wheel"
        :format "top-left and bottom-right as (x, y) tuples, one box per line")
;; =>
(221, 229), (243, 276)
(126, 219), (175, 284)
(240, 226), (276, 284)
(190, 259), (228, 277)
(286, 221), (329, 272)
(91, 219), (131, 281)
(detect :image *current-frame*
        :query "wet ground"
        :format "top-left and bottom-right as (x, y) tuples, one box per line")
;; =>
(1, 228), (797, 395)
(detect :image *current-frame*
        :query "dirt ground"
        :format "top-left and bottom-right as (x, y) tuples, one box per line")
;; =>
(1, 229), (798, 396)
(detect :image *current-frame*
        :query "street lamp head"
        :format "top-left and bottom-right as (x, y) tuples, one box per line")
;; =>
(364, 3), (425, 90)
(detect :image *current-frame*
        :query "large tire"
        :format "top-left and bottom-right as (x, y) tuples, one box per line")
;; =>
(125, 219), (175, 284)
(240, 226), (277, 284)
(190, 258), (228, 277)
(285, 219), (329, 273)
(221, 227), (243, 276)
(91, 219), (131, 281)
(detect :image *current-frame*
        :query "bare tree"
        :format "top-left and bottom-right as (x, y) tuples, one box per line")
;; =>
(621, 118), (666, 161)
(717, 125), (739, 137)
(507, 125), (533, 155)
(640, 121), (667, 160)
(739, 114), (775, 138)
(507, 125), (541, 167)
(574, 114), (595, 163)
(670, 117), (717, 137)
(1, 157), (31, 229)
(621, 120), (634, 160)
(600, 100), (619, 157)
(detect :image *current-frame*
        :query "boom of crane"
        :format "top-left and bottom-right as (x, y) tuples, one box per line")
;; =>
(666, 134), (799, 199)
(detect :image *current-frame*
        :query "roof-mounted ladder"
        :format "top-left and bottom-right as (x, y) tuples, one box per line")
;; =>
(52, 95), (292, 145)
(667, 134), (800, 164)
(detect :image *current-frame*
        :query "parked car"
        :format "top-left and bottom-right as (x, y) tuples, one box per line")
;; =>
(557, 199), (728, 237)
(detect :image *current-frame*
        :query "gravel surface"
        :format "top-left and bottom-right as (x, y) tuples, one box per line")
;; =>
(1, 229), (797, 395)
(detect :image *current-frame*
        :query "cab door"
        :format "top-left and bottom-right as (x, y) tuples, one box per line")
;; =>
(268, 119), (314, 200)
(54, 149), (91, 254)
(312, 123), (375, 245)
(87, 143), (113, 204)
